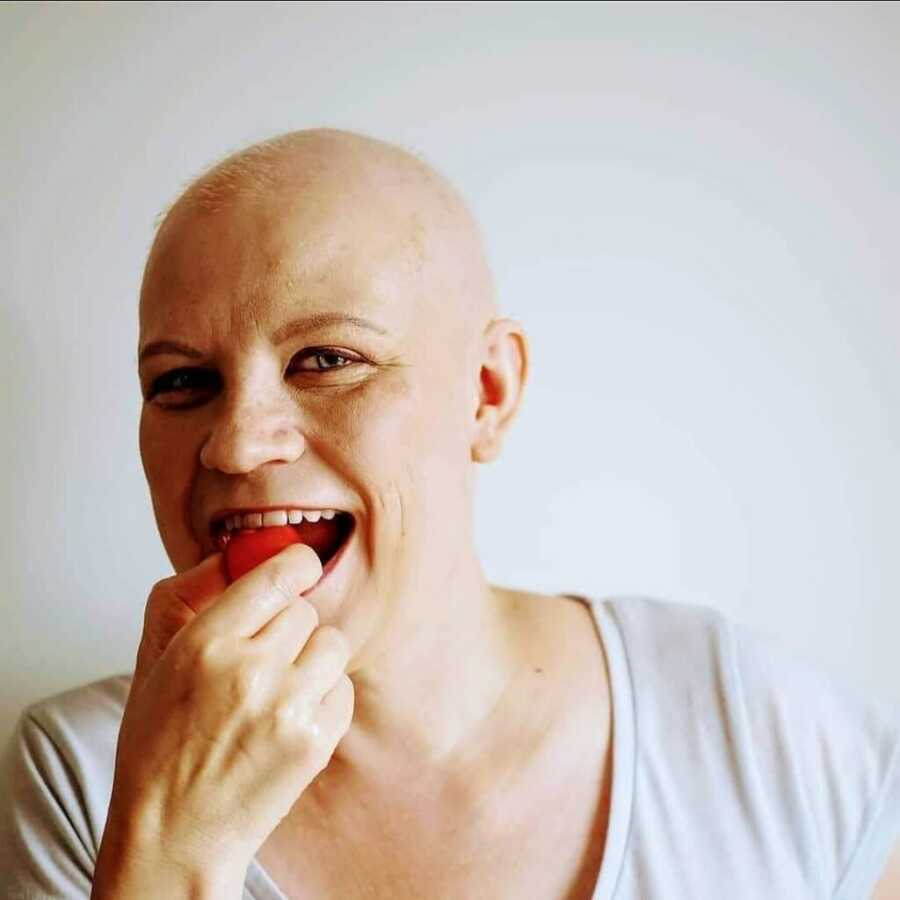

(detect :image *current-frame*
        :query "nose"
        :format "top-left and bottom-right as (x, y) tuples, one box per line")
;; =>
(199, 390), (306, 475)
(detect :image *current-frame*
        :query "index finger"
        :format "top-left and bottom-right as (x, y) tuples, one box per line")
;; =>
(167, 552), (230, 616)
(192, 542), (323, 639)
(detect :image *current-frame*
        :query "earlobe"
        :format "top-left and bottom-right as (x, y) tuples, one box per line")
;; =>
(471, 413), (500, 464)
(469, 317), (529, 464)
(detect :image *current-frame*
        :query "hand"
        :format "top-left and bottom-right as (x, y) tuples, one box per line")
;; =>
(105, 544), (354, 876)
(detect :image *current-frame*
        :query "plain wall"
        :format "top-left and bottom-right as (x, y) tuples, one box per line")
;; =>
(2, 0), (898, 751)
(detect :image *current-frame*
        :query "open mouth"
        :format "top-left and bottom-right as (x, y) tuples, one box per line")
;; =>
(211, 511), (356, 570)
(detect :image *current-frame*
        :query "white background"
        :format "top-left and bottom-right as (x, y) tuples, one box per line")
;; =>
(1, 0), (898, 750)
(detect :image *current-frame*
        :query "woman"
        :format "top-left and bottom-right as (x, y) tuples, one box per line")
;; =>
(3, 129), (900, 899)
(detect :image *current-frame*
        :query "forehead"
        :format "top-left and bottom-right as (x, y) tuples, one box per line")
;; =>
(139, 184), (430, 342)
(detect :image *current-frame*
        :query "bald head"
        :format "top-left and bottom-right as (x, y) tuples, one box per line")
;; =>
(138, 128), (528, 578)
(146, 129), (497, 339)
(178, 129), (456, 217)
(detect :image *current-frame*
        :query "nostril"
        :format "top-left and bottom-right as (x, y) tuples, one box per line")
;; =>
(199, 420), (306, 475)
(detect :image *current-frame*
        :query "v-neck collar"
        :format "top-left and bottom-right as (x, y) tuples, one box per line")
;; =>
(245, 594), (636, 900)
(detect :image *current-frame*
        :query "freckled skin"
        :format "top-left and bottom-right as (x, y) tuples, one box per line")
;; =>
(136, 129), (533, 787)
(135, 133), (620, 899)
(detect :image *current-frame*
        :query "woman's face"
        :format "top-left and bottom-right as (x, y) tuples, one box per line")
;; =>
(137, 180), (485, 633)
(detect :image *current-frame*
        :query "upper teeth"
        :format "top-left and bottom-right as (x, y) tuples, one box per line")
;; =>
(223, 509), (338, 531)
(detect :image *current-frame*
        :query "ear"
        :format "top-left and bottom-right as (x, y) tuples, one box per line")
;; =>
(470, 317), (529, 464)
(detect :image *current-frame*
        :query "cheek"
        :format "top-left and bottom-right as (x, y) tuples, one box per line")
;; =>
(139, 412), (162, 485)
(138, 412), (195, 519)
(140, 413), (180, 486)
(323, 370), (469, 511)
(328, 371), (437, 467)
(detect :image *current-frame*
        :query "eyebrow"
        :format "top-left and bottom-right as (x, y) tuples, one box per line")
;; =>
(138, 312), (390, 365)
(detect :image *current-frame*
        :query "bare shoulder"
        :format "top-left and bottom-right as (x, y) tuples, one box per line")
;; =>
(497, 587), (612, 724)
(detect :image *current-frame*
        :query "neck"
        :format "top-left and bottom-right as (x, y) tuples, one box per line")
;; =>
(327, 550), (528, 789)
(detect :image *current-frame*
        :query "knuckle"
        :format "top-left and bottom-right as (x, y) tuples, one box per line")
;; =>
(271, 696), (313, 738)
(149, 576), (173, 597)
(300, 719), (331, 768)
(227, 658), (267, 708)
(144, 583), (170, 621)
(181, 631), (228, 674)
(266, 568), (296, 606)
(314, 626), (351, 662)
(274, 713), (328, 768)
(297, 598), (320, 630)
(258, 547), (324, 610)
(337, 673), (355, 710)
(338, 673), (355, 698)
(267, 547), (319, 600)
(332, 676), (355, 726)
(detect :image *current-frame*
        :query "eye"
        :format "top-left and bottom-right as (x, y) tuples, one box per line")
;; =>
(288, 348), (360, 373)
(145, 367), (219, 404)
(143, 349), (363, 408)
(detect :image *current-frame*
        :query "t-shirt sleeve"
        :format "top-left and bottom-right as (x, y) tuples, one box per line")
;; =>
(0, 711), (96, 899)
(831, 723), (900, 899)
(0, 677), (130, 900)
(729, 618), (900, 898)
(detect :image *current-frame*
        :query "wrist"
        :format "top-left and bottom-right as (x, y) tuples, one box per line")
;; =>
(93, 805), (249, 900)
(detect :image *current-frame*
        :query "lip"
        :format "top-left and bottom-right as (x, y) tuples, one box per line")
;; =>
(301, 517), (356, 597)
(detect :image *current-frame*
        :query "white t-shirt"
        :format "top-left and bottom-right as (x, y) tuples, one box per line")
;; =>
(2, 594), (900, 899)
